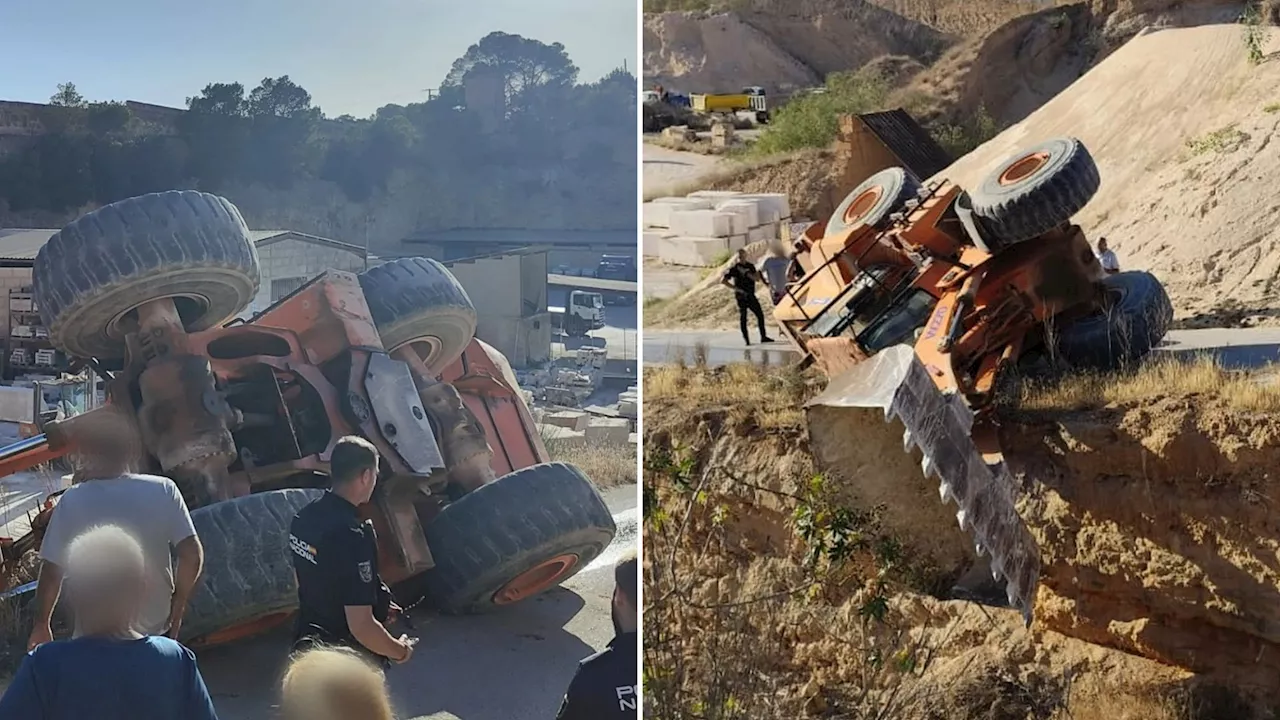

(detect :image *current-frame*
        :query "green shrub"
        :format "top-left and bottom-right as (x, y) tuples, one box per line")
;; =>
(749, 68), (893, 156)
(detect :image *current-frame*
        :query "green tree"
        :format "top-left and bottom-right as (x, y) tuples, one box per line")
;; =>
(244, 76), (322, 187)
(247, 75), (319, 119)
(180, 82), (250, 190)
(86, 101), (133, 137)
(186, 82), (248, 116)
(443, 32), (579, 113)
(49, 82), (87, 108)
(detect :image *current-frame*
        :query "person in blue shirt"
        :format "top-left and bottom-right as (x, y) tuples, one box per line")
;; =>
(0, 524), (219, 720)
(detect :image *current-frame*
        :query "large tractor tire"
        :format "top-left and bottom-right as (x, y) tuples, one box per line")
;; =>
(970, 137), (1100, 250)
(422, 462), (616, 613)
(825, 166), (921, 238)
(359, 257), (478, 375)
(33, 191), (261, 360)
(1052, 271), (1173, 371)
(179, 489), (322, 647)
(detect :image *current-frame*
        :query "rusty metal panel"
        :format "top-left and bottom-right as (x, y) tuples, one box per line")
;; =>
(858, 110), (953, 181)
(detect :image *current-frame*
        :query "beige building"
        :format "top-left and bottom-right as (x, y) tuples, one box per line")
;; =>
(0, 228), (549, 369)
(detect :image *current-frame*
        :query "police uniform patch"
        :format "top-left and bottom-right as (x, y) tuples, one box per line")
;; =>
(358, 560), (373, 583)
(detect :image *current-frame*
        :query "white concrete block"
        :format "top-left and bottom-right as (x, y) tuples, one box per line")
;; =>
(545, 410), (589, 432)
(669, 210), (735, 238)
(659, 236), (730, 267)
(651, 196), (716, 209)
(644, 198), (716, 228)
(642, 231), (671, 258)
(737, 193), (790, 224)
(585, 418), (631, 444)
(539, 424), (587, 442)
(618, 400), (638, 418)
(716, 200), (761, 229)
(687, 190), (744, 200)
(748, 224), (779, 243)
(726, 234), (748, 252)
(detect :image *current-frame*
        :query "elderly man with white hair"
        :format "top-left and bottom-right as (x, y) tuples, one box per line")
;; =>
(0, 525), (219, 719)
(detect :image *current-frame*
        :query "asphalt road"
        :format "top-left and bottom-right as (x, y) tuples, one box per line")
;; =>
(199, 484), (637, 720)
(642, 143), (728, 198)
(643, 328), (1280, 369)
(644, 330), (798, 367)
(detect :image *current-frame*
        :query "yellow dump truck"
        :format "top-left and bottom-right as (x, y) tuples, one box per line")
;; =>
(690, 87), (769, 124)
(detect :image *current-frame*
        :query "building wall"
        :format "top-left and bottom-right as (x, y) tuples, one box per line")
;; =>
(444, 252), (550, 369)
(247, 238), (368, 316)
(0, 268), (35, 338)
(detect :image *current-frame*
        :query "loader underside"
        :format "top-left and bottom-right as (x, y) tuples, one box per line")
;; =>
(0, 189), (616, 649)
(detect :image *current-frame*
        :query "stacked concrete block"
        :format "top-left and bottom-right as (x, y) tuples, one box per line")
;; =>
(716, 200), (760, 229)
(545, 410), (589, 432)
(618, 389), (638, 420)
(710, 122), (735, 148)
(669, 209), (735, 238)
(643, 197), (715, 229)
(658, 235), (729, 267)
(585, 417), (632, 444)
(738, 193), (791, 224)
(644, 191), (793, 267)
(642, 231), (672, 258)
(539, 424), (587, 444)
(687, 190), (745, 201)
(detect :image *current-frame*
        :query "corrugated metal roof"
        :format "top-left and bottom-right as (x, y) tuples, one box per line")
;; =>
(859, 109), (953, 181)
(0, 229), (56, 261)
(0, 228), (357, 264)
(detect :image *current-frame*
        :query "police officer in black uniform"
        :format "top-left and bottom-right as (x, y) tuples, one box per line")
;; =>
(721, 249), (774, 346)
(555, 550), (639, 719)
(288, 435), (417, 667)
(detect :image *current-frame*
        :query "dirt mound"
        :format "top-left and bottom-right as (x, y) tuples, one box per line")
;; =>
(900, 4), (1100, 128)
(1004, 394), (1280, 682)
(642, 363), (1280, 718)
(937, 23), (1280, 325)
(868, 0), (1066, 37)
(643, 1), (949, 94)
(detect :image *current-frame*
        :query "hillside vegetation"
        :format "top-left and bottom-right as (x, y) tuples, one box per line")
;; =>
(0, 32), (635, 248)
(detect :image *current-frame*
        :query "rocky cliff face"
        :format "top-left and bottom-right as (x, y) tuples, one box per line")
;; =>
(643, 1), (948, 94)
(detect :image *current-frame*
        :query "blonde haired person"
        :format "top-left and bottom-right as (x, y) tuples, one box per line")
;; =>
(0, 525), (218, 719)
(281, 645), (395, 720)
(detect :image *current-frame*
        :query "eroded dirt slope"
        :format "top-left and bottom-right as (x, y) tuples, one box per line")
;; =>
(938, 23), (1280, 325)
(642, 364), (1273, 718)
(1005, 396), (1280, 681)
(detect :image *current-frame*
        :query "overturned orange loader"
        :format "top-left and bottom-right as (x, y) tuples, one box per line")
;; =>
(773, 138), (1172, 621)
(0, 191), (616, 647)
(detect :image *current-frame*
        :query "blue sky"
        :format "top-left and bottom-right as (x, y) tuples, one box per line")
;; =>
(1, 0), (638, 117)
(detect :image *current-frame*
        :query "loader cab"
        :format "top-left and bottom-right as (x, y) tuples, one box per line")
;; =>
(789, 260), (937, 358)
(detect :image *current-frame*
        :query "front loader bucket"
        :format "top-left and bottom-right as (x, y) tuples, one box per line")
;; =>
(804, 345), (1040, 623)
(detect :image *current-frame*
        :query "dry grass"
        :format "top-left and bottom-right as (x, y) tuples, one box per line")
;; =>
(547, 438), (637, 487)
(645, 362), (818, 430)
(1049, 686), (1182, 720)
(1017, 355), (1280, 413)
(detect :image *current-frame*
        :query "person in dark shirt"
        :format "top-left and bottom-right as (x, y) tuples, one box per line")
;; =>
(721, 249), (774, 346)
(289, 436), (417, 668)
(555, 550), (639, 719)
(0, 525), (218, 720)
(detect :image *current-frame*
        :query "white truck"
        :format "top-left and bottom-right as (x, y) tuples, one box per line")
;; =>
(550, 291), (606, 338)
